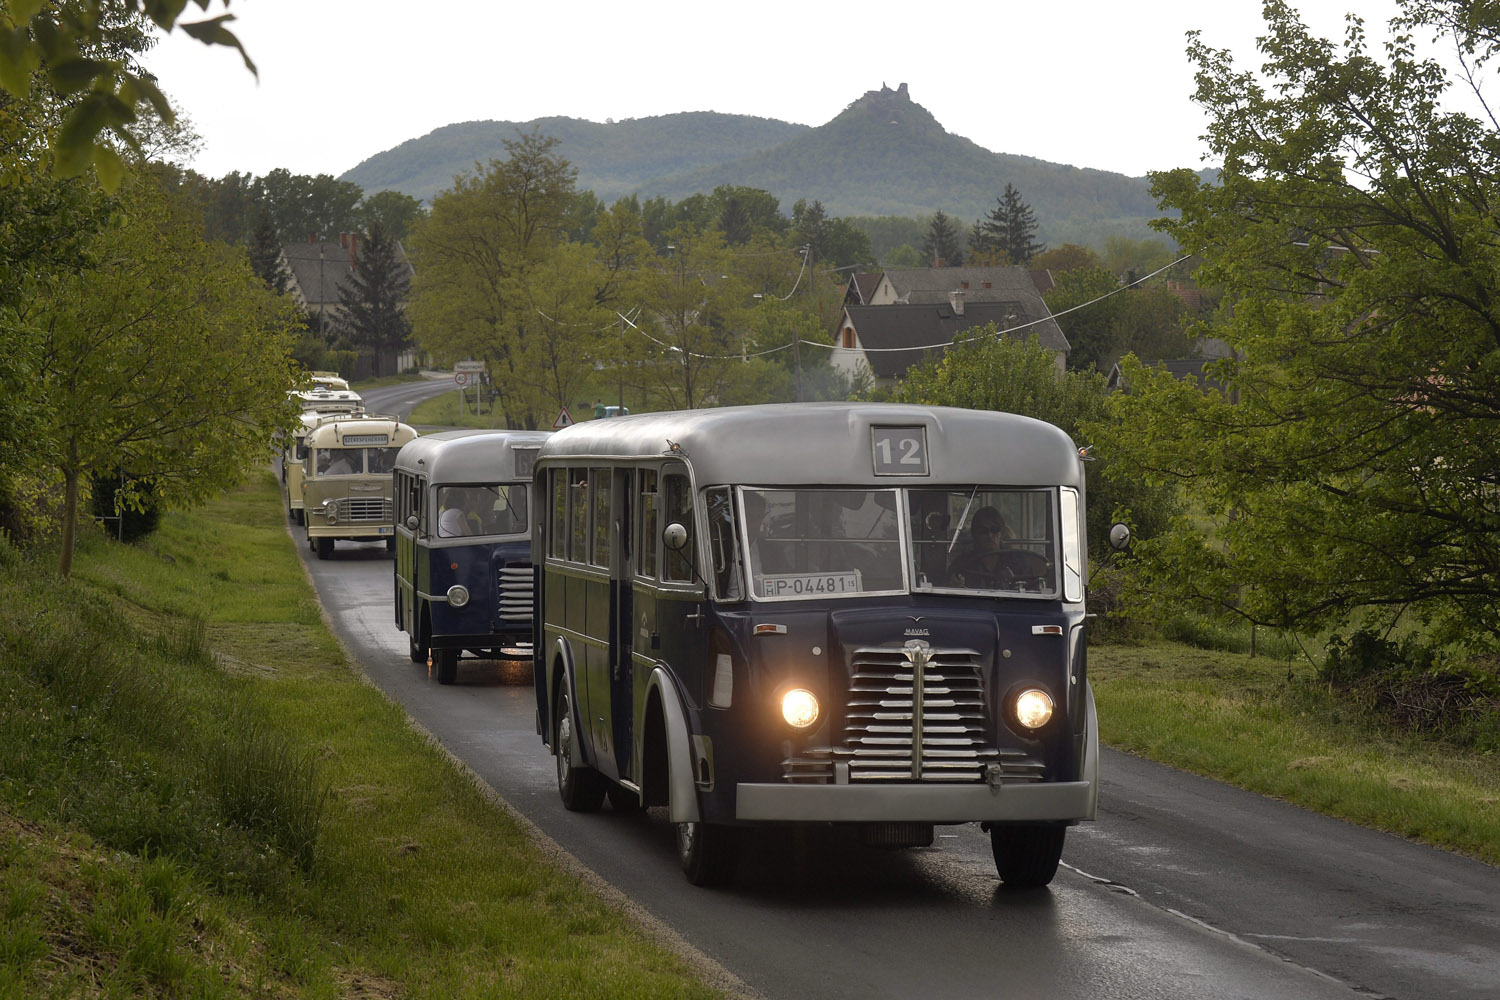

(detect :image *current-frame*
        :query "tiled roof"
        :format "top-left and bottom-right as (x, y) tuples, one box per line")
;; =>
(845, 301), (1070, 379)
(881, 265), (1043, 304)
(280, 238), (413, 307)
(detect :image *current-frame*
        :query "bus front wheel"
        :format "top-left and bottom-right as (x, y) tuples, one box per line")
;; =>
(554, 688), (605, 812)
(315, 537), (334, 560)
(677, 821), (739, 886)
(433, 648), (458, 685)
(989, 823), (1066, 888)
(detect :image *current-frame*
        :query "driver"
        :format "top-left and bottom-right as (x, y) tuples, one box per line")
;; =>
(948, 506), (1014, 588)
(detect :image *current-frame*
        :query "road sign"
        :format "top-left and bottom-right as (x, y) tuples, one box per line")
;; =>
(454, 360), (486, 373)
(552, 406), (574, 429)
(454, 372), (470, 386)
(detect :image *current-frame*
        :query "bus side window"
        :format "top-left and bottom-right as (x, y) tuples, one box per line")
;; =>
(662, 471), (694, 583)
(548, 469), (567, 559)
(569, 468), (590, 563)
(638, 469), (658, 580)
(590, 467), (611, 570)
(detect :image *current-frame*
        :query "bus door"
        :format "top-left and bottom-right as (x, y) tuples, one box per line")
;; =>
(607, 467), (634, 779)
(633, 468), (711, 771)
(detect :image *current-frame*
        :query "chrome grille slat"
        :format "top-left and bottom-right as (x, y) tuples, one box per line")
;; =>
(497, 563), (534, 623)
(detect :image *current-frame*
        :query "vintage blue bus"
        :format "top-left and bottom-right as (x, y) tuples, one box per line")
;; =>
(532, 403), (1103, 886)
(394, 429), (550, 684)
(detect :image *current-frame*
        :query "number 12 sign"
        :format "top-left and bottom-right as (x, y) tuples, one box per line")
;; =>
(870, 426), (929, 476)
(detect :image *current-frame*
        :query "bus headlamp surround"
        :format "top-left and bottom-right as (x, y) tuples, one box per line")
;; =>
(446, 584), (470, 608)
(780, 687), (820, 729)
(1013, 688), (1055, 731)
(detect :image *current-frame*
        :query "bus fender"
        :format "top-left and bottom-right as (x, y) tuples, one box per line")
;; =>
(549, 637), (593, 766)
(1082, 680), (1099, 821)
(648, 667), (701, 825)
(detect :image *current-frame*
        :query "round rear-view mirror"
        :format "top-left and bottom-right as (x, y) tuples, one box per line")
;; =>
(1108, 523), (1131, 551)
(663, 522), (689, 550)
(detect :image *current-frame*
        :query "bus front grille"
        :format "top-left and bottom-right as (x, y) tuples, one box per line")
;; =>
(337, 497), (391, 523)
(497, 564), (533, 623)
(779, 641), (1046, 785)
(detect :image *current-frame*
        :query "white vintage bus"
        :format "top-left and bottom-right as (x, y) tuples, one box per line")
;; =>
(392, 429), (550, 684)
(281, 386), (365, 525)
(301, 413), (418, 559)
(532, 402), (1105, 886)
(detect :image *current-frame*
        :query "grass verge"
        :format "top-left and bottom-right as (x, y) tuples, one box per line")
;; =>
(1090, 641), (1500, 865)
(0, 471), (723, 999)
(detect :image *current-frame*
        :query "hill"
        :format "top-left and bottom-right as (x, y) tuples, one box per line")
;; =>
(341, 84), (1179, 247)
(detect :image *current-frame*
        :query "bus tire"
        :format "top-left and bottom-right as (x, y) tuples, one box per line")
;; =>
(315, 537), (334, 560)
(606, 784), (641, 813)
(293, 509), (303, 526)
(677, 820), (739, 886)
(554, 688), (605, 812)
(385, 537), (395, 553)
(434, 648), (458, 685)
(989, 824), (1066, 888)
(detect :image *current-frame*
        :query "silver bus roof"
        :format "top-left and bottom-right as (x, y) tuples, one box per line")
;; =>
(393, 429), (552, 483)
(535, 402), (1083, 488)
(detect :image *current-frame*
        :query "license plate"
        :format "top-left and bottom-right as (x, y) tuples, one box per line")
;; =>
(758, 572), (861, 598)
(378, 526), (393, 535)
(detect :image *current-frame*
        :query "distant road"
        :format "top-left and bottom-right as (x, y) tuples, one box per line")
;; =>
(360, 374), (455, 423)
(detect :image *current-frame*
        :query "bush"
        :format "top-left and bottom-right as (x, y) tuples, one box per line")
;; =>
(89, 469), (162, 543)
(1322, 627), (1500, 749)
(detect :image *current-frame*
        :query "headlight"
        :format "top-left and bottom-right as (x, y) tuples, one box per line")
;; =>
(780, 688), (819, 729)
(446, 584), (470, 608)
(1014, 688), (1054, 730)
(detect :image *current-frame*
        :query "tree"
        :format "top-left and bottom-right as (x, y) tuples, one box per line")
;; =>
(247, 211), (287, 293)
(970, 184), (1046, 266)
(334, 223), (411, 376)
(792, 199), (875, 272)
(1032, 244), (1103, 274)
(23, 177), (299, 575)
(920, 210), (963, 267)
(0, 1), (254, 188)
(1043, 268), (1192, 372)
(1104, 0), (1500, 645)
(357, 189), (425, 242)
(407, 129), (579, 427)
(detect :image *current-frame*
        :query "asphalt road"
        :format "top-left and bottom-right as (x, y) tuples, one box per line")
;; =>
(298, 381), (1500, 1000)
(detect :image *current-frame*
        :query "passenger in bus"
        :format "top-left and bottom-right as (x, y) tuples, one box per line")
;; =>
(321, 452), (356, 476)
(439, 488), (485, 537)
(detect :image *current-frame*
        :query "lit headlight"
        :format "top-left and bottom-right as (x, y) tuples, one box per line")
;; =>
(446, 584), (470, 608)
(1014, 688), (1054, 730)
(780, 688), (819, 729)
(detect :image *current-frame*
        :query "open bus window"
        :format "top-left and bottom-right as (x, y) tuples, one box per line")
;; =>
(662, 472), (694, 583)
(908, 488), (1057, 594)
(705, 486), (743, 600)
(743, 488), (902, 599)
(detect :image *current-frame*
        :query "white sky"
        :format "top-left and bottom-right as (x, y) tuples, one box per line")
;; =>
(144, 0), (1404, 183)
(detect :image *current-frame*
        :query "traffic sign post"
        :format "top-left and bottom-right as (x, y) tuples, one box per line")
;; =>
(553, 406), (573, 429)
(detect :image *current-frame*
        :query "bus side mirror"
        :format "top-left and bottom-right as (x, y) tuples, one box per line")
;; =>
(663, 522), (689, 550)
(406, 514), (418, 531)
(1108, 523), (1131, 551)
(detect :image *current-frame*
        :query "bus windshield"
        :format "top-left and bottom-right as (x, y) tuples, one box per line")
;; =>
(736, 486), (1057, 601)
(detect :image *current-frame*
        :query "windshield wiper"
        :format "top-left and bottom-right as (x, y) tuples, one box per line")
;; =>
(948, 485), (979, 554)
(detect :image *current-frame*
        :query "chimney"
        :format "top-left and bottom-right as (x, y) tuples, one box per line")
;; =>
(338, 232), (348, 249)
(948, 290), (965, 316)
(308, 232), (318, 244)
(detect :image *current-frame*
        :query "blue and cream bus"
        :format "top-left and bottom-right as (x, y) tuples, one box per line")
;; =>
(393, 430), (550, 684)
(532, 402), (1105, 886)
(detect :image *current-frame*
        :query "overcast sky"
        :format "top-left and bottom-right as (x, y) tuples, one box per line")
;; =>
(143, 0), (1403, 185)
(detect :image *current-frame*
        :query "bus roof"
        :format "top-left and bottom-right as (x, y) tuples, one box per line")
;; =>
(536, 403), (1083, 488)
(393, 429), (552, 482)
(291, 387), (364, 412)
(304, 414), (418, 448)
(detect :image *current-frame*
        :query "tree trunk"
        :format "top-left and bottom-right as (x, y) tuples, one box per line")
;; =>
(58, 467), (78, 578)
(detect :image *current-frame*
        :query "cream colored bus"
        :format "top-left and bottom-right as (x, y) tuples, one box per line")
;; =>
(281, 387), (365, 525)
(301, 413), (418, 559)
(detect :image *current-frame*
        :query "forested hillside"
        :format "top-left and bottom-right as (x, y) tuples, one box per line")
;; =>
(343, 113), (808, 204)
(341, 84), (1184, 247)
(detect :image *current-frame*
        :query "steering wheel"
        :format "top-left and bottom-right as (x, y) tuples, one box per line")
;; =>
(950, 549), (1050, 590)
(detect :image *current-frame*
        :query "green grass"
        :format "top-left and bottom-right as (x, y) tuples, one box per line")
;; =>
(1090, 641), (1500, 864)
(0, 472), (723, 999)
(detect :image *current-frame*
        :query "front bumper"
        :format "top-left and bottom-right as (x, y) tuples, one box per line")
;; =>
(735, 779), (1094, 823)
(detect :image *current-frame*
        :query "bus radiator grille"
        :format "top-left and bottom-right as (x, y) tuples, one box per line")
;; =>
(778, 644), (1045, 784)
(332, 497), (392, 522)
(497, 564), (534, 623)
